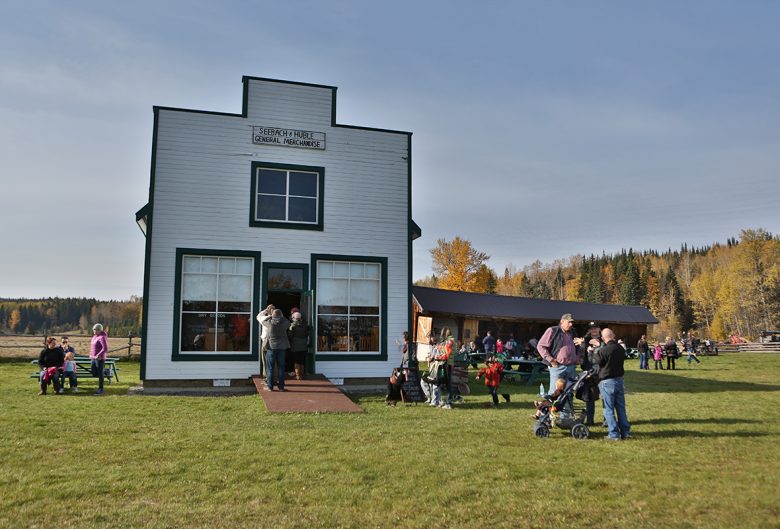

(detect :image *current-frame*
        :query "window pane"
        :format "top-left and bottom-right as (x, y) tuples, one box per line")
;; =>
(183, 256), (200, 273)
(235, 258), (253, 275)
(258, 169), (286, 194)
(317, 315), (348, 352)
(182, 273), (217, 303)
(219, 258), (235, 274)
(318, 261), (333, 278)
(351, 316), (380, 352)
(289, 171), (317, 197)
(288, 197), (316, 223)
(257, 194), (286, 220)
(181, 312), (215, 352)
(217, 313), (251, 352)
(202, 258), (218, 273)
(365, 263), (380, 279)
(350, 263), (364, 279)
(219, 275), (251, 302)
(350, 279), (379, 307)
(318, 278), (348, 311)
(334, 262), (349, 278)
(268, 268), (303, 290)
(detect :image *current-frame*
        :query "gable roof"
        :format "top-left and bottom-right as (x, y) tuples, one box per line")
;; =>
(412, 286), (658, 325)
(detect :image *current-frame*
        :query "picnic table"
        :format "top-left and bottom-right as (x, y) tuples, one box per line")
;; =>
(501, 357), (548, 386)
(30, 356), (120, 385)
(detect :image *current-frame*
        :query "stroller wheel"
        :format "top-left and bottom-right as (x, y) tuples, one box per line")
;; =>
(571, 423), (590, 440)
(534, 425), (550, 438)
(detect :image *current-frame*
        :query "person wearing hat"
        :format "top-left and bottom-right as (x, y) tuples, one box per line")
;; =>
(90, 323), (109, 395)
(537, 314), (584, 393)
(579, 322), (604, 425)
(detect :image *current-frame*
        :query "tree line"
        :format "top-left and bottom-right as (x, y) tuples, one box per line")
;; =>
(417, 229), (780, 341)
(0, 297), (142, 337)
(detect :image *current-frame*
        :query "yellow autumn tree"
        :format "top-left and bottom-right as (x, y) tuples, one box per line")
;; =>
(430, 237), (490, 293)
(9, 308), (22, 333)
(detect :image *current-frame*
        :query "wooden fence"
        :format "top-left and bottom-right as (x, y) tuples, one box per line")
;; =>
(715, 342), (780, 354)
(0, 333), (141, 359)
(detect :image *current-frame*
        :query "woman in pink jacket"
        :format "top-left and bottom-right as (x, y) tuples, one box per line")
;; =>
(90, 323), (109, 395)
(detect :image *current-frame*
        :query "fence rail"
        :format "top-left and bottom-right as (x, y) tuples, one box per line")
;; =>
(0, 334), (141, 358)
(716, 342), (780, 353)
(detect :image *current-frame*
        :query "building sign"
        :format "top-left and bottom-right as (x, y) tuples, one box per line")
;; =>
(252, 126), (326, 150)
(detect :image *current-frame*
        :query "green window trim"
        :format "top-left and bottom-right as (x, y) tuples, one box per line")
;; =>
(249, 161), (324, 231)
(310, 254), (388, 362)
(262, 262), (310, 301)
(171, 248), (262, 362)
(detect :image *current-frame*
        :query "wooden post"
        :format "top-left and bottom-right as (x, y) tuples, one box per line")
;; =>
(127, 334), (134, 359)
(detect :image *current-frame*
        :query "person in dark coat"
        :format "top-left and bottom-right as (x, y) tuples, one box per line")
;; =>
(38, 337), (64, 395)
(259, 309), (291, 391)
(595, 328), (631, 440)
(287, 311), (310, 380)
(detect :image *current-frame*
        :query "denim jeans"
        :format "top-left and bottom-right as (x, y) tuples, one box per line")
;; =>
(265, 349), (286, 390)
(548, 364), (576, 393)
(599, 377), (631, 439)
(91, 359), (105, 390)
(60, 371), (78, 389)
(639, 352), (649, 370)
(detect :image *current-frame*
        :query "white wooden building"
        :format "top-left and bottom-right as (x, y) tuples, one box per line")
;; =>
(136, 76), (416, 387)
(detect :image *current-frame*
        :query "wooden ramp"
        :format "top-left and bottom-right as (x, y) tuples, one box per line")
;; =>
(252, 375), (363, 413)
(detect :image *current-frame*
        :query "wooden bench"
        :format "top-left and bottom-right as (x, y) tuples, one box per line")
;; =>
(30, 356), (120, 385)
(501, 358), (548, 386)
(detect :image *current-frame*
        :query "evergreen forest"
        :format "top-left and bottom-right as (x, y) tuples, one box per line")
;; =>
(418, 228), (780, 341)
(0, 297), (142, 337)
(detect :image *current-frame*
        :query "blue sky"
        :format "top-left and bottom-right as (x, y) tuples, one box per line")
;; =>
(1, 1), (778, 299)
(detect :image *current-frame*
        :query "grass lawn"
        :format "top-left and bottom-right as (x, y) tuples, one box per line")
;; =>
(2, 354), (779, 529)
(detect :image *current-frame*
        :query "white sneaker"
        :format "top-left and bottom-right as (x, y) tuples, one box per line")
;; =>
(429, 401), (439, 407)
(73, 388), (79, 393)
(441, 403), (452, 409)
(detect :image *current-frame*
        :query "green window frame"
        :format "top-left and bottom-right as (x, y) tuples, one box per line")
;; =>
(250, 161), (324, 231)
(172, 248), (262, 362)
(311, 254), (388, 362)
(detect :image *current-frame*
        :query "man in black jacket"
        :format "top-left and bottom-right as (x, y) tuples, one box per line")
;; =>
(595, 328), (631, 440)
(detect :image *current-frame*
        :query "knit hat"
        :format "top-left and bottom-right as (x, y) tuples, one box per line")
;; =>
(92, 323), (103, 332)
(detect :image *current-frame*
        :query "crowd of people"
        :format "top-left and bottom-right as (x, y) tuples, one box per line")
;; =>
(405, 314), (718, 440)
(36, 323), (109, 396)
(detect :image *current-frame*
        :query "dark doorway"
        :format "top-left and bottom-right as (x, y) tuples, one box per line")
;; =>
(262, 263), (310, 375)
(265, 291), (301, 319)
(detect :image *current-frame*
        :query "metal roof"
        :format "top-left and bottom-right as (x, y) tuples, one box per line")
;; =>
(412, 286), (659, 325)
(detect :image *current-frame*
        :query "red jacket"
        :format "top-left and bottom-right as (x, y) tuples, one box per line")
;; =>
(477, 362), (504, 387)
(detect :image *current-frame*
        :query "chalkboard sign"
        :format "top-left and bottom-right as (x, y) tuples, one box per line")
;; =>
(402, 368), (426, 403)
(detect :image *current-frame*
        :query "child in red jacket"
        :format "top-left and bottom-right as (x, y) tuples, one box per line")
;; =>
(475, 355), (510, 407)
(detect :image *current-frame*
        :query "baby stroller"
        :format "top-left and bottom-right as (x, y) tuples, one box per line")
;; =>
(532, 370), (596, 440)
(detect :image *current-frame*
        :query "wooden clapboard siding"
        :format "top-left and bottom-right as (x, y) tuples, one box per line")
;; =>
(143, 78), (410, 381)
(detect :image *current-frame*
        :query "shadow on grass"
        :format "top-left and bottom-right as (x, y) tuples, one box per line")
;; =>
(637, 430), (773, 439)
(627, 370), (780, 393)
(631, 417), (762, 426)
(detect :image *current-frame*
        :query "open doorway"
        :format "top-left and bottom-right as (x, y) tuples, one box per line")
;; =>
(262, 263), (312, 375)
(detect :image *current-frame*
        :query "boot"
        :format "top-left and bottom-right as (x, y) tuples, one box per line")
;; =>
(294, 363), (304, 380)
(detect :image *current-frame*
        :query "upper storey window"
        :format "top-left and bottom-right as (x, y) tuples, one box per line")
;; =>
(250, 162), (324, 230)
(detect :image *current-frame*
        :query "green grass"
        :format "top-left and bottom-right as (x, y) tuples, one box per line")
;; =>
(2, 355), (779, 529)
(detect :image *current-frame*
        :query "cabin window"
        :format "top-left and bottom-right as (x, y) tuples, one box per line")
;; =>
(250, 162), (324, 230)
(178, 255), (253, 354)
(316, 260), (382, 354)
